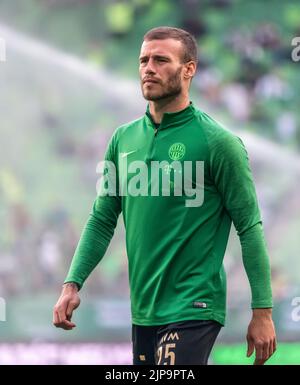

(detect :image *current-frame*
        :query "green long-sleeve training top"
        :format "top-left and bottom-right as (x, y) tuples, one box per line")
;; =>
(65, 102), (273, 326)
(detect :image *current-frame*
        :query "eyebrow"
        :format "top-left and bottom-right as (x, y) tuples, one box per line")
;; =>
(139, 54), (171, 61)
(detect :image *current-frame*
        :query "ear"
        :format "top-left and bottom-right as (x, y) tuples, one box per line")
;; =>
(183, 61), (196, 79)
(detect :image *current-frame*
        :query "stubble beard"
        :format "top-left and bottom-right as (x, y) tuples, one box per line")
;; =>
(142, 67), (183, 101)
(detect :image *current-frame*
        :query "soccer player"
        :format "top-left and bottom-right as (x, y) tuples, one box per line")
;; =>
(53, 27), (276, 365)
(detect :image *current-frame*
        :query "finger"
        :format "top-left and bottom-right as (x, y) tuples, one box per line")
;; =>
(58, 306), (75, 329)
(255, 342), (269, 365)
(57, 303), (68, 326)
(66, 301), (76, 320)
(268, 338), (277, 359)
(247, 338), (254, 357)
(66, 302), (77, 328)
(254, 357), (266, 365)
(54, 309), (70, 329)
(56, 307), (63, 325)
(269, 341), (274, 359)
(60, 319), (76, 330)
(53, 309), (60, 326)
(261, 342), (269, 361)
(64, 318), (76, 328)
(255, 341), (264, 361)
(273, 338), (277, 353)
(54, 302), (76, 330)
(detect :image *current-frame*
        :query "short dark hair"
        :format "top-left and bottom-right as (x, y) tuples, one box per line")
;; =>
(143, 26), (198, 65)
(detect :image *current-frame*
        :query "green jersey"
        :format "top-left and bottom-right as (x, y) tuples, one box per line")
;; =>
(65, 102), (273, 326)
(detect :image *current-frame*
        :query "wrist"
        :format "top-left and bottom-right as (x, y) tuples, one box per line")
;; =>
(63, 282), (79, 292)
(252, 308), (272, 319)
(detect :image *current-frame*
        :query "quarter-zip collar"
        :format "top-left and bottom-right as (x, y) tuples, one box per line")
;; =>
(145, 101), (195, 130)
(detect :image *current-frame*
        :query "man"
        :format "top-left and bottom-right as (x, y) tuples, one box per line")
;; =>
(53, 27), (276, 365)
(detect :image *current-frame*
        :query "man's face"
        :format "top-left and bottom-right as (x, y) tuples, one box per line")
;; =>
(139, 39), (186, 101)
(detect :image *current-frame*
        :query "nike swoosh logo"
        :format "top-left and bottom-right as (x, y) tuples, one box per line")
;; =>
(120, 150), (136, 158)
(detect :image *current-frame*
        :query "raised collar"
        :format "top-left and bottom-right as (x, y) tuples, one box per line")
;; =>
(145, 101), (196, 130)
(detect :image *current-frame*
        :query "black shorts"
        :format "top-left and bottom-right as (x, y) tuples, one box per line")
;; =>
(132, 319), (222, 365)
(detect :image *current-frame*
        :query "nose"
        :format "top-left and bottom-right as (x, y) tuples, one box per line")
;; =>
(144, 58), (156, 75)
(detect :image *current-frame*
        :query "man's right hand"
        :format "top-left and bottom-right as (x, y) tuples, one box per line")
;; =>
(53, 282), (81, 330)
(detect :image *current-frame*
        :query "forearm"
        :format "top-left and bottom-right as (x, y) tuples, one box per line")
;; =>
(239, 222), (273, 308)
(65, 209), (118, 288)
(64, 130), (121, 287)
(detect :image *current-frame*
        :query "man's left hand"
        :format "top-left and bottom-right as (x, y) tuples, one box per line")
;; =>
(246, 308), (277, 365)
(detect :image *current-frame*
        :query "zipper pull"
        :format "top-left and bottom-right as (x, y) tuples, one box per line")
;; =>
(154, 128), (158, 136)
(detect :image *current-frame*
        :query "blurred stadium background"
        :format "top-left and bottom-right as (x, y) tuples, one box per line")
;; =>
(0, 0), (300, 365)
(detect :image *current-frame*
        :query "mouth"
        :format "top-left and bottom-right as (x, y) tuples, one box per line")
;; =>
(143, 79), (159, 84)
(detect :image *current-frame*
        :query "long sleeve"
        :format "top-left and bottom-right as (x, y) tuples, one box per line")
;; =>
(208, 129), (273, 308)
(64, 134), (121, 289)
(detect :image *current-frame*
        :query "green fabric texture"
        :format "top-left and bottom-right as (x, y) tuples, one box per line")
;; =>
(65, 102), (273, 326)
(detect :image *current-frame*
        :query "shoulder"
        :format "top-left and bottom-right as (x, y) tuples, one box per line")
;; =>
(194, 108), (244, 153)
(192, 108), (249, 166)
(195, 108), (235, 141)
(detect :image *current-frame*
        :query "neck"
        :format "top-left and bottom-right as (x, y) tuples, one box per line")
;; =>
(148, 93), (190, 124)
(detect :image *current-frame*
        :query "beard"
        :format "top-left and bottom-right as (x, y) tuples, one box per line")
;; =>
(141, 67), (182, 101)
